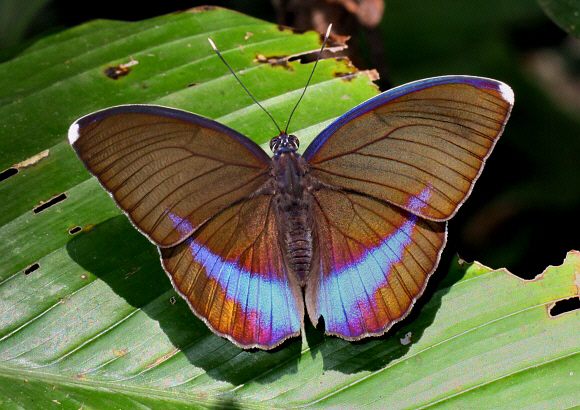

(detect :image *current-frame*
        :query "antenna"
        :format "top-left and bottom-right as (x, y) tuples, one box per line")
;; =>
(285, 24), (332, 134)
(208, 23), (332, 136)
(208, 38), (282, 133)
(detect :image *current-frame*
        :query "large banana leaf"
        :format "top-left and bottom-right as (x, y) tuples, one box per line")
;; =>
(1, 7), (579, 408)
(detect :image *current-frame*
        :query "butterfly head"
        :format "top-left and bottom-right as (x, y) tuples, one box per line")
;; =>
(270, 133), (299, 154)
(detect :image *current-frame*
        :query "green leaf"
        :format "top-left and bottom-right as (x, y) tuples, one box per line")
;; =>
(537, 0), (580, 38)
(1, 6), (580, 408)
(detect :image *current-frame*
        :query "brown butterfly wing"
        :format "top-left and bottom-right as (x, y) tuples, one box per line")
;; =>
(68, 105), (271, 247)
(302, 76), (512, 341)
(303, 76), (514, 221)
(305, 188), (446, 340)
(160, 194), (304, 349)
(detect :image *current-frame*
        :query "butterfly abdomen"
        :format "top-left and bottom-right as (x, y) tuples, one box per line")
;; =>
(273, 150), (316, 286)
(279, 197), (315, 285)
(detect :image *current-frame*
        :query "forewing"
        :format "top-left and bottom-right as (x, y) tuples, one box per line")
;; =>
(303, 76), (514, 220)
(160, 194), (304, 349)
(68, 105), (271, 247)
(305, 187), (446, 340)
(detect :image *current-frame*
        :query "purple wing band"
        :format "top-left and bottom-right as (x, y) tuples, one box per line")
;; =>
(303, 75), (513, 160)
(317, 187), (432, 338)
(168, 212), (302, 346)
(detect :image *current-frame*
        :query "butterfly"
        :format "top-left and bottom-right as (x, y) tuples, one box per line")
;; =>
(68, 30), (513, 350)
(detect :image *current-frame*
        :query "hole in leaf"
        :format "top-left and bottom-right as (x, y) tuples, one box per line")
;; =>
(288, 50), (325, 64)
(33, 193), (67, 214)
(550, 296), (580, 317)
(254, 53), (290, 68)
(69, 226), (82, 235)
(0, 167), (18, 182)
(24, 263), (39, 275)
(104, 65), (130, 79)
(104, 58), (139, 80)
(334, 71), (357, 81)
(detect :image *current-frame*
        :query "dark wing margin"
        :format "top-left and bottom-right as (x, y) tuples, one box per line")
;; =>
(303, 76), (514, 221)
(68, 104), (272, 247)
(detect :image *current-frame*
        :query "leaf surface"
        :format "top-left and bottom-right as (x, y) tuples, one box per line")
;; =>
(1, 7), (579, 409)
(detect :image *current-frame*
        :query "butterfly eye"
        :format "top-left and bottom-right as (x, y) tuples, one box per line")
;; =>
(288, 134), (299, 149)
(270, 136), (280, 152)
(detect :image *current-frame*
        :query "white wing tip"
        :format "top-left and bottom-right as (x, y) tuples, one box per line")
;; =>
(499, 82), (514, 105)
(68, 122), (80, 145)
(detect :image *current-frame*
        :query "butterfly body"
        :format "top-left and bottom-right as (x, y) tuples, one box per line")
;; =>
(271, 134), (319, 286)
(69, 75), (514, 349)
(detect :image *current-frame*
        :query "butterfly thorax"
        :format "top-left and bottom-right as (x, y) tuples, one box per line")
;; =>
(271, 136), (317, 287)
